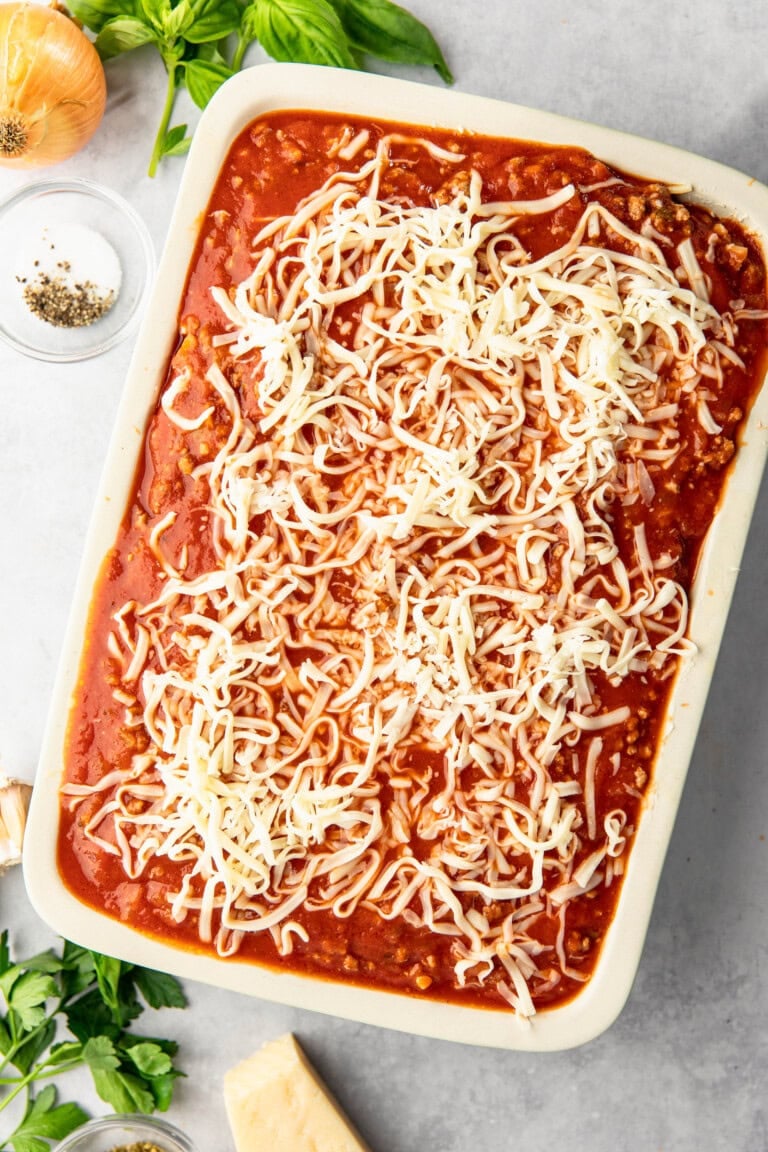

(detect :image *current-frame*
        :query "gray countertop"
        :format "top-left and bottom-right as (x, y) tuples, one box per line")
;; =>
(2, 2), (767, 1148)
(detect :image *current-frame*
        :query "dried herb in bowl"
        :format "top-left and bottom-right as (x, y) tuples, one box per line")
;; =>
(109, 1143), (170, 1152)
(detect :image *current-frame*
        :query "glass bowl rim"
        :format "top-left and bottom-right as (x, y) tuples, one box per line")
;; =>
(0, 176), (155, 364)
(52, 1112), (198, 1152)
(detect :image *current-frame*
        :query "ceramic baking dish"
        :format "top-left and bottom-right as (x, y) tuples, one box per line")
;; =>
(24, 64), (768, 1051)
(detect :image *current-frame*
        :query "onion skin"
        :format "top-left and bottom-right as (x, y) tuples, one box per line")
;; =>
(0, 2), (107, 168)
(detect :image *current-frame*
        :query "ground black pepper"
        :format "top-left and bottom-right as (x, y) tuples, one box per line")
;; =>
(14, 227), (121, 331)
(18, 269), (116, 327)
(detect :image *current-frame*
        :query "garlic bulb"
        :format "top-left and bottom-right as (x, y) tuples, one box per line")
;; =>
(0, 2), (107, 169)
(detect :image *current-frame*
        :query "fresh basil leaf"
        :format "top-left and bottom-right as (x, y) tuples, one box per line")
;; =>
(68, 0), (135, 35)
(12, 1019), (56, 1075)
(159, 124), (193, 158)
(241, 0), (358, 69)
(329, 0), (452, 82)
(184, 57), (234, 108)
(8, 1088), (88, 1152)
(136, 0), (170, 35)
(122, 1041), (173, 1078)
(185, 0), (242, 43)
(133, 967), (188, 1011)
(194, 40), (227, 63)
(8, 972), (56, 1032)
(96, 15), (157, 59)
(161, 0), (193, 40)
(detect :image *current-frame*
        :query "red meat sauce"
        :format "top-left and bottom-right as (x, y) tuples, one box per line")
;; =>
(59, 111), (768, 1012)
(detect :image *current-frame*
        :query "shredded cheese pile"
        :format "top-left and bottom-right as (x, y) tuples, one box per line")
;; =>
(66, 134), (743, 1017)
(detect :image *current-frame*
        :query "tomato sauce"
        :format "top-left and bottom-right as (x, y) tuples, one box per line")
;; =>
(58, 112), (768, 1012)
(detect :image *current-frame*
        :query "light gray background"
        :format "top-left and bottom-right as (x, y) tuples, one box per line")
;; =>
(2, 2), (767, 1148)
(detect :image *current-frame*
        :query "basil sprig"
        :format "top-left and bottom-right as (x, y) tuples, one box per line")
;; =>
(329, 0), (452, 84)
(68, 0), (453, 176)
(236, 0), (358, 71)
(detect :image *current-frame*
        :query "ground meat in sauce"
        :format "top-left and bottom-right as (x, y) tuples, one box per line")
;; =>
(57, 112), (768, 1013)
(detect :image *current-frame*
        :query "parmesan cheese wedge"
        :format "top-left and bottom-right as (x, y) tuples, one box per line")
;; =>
(223, 1034), (371, 1152)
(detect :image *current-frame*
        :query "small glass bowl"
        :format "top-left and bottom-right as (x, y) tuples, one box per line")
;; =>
(0, 179), (154, 363)
(52, 1114), (197, 1152)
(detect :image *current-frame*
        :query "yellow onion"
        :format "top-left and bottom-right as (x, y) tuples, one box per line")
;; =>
(0, 2), (106, 168)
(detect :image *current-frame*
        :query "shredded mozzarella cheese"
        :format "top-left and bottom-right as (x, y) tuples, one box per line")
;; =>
(64, 132), (744, 1018)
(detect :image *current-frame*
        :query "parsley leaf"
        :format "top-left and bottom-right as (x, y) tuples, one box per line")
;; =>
(0, 933), (10, 976)
(64, 988), (120, 1045)
(7, 953), (62, 979)
(81, 1034), (120, 1073)
(0, 1018), (11, 1060)
(132, 968), (187, 1012)
(84, 1036), (156, 1114)
(59, 944), (96, 1002)
(122, 1041), (173, 1078)
(11, 1021), (56, 1077)
(7, 974), (57, 1033)
(0, 936), (187, 1150)
(89, 955), (124, 1026)
(7, 1088), (87, 1152)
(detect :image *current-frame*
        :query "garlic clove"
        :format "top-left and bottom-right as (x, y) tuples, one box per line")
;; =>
(0, 773), (32, 873)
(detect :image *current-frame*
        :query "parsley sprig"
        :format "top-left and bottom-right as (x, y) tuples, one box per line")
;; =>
(0, 931), (187, 1152)
(68, 0), (453, 176)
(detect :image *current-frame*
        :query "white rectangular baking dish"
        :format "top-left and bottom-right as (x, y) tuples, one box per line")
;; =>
(24, 63), (768, 1051)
